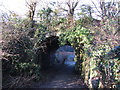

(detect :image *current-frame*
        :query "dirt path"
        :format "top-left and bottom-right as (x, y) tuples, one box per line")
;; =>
(33, 62), (88, 89)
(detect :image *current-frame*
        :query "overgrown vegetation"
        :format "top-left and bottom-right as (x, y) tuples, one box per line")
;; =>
(1, 0), (120, 89)
(2, 20), (41, 88)
(59, 25), (93, 75)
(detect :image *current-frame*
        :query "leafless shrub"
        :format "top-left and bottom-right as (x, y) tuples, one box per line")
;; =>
(3, 75), (36, 88)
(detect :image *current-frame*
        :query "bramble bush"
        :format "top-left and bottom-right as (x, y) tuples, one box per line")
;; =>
(88, 16), (120, 88)
(2, 21), (42, 88)
(2, 28), (41, 77)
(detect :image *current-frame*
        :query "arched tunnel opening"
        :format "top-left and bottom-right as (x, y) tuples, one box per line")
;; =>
(55, 45), (76, 66)
(33, 36), (86, 88)
(37, 36), (76, 72)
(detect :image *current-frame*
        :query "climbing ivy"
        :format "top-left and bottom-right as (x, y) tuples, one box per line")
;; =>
(59, 25), (93, 75)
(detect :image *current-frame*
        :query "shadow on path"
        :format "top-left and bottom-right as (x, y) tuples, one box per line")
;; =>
(33, 61), (88, 89)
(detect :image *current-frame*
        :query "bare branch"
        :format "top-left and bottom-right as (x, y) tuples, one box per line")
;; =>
(25, 0), (38, 28)
(91, 0), (102, 16)
(73, 1), (79, 9)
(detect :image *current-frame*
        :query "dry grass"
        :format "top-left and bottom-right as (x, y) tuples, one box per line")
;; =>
(3, 75), (36, 88)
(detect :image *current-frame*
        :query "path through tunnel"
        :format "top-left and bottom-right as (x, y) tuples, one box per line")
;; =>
(37, 35), (76, 70)
(34, 36), (87, 88)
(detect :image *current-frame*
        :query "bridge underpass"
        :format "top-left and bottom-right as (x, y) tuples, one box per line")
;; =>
(33, 35), (88, 88)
